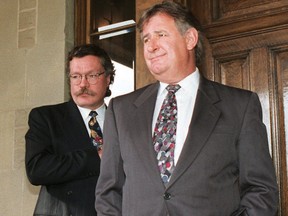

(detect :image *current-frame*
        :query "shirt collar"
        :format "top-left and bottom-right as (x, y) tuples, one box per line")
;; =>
(78, 103), (106, 121)
(158, 68), (200, 96)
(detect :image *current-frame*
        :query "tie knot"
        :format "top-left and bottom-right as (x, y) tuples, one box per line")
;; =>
(89, 111), (98, 118)
(166, 84), (181, 93)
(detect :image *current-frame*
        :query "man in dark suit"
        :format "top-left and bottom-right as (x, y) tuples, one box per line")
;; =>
(95, 1), (279, 215)
(25, 44), (115, 216)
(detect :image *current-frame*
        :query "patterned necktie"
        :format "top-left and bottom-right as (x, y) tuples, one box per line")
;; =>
(89, 111), (103, 157)
(153, 84), (181, 184)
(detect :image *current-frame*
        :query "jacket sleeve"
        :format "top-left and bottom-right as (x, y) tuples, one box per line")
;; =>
(95, 98), (124, 216)
(25, 107), (101, 186)
(237, 93), (279, 215)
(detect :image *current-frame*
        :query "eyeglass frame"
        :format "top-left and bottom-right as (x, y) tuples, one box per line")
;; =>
(69, 72), (106, 85)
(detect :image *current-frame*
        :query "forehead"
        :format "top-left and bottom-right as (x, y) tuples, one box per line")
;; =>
(142, 13), (177, 33)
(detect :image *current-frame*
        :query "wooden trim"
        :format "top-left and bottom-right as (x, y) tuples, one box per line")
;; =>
(74, 0), (89, 45)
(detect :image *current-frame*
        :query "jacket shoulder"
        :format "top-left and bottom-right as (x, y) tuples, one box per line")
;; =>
(28, 101), (76, 120)
(202, 77), (254, 98)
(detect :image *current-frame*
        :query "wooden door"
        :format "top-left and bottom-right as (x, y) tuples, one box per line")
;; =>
(188, 1), (288, 215)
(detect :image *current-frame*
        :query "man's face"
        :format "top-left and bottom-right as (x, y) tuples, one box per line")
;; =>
(142, 13), (197, 84)
(69, 55), (110, 110)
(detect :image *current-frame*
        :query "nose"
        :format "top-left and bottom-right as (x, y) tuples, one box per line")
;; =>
(79, 75), (89, 87)
(147, 37), (158, 52)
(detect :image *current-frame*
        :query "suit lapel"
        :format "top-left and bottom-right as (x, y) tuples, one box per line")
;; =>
(168, 78), (221, 187)
(129, 83), (166, 185)
(63, 100), (91, 149)
(129, 79), (222, 188)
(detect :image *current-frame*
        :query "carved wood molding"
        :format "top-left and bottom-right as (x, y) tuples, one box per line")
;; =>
(212, 0), (286, 21)
(205, 11), (288, 43)
(197, 0), (288, 43)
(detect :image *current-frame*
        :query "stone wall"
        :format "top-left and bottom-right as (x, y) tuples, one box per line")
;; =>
(0, 0), (74, 215)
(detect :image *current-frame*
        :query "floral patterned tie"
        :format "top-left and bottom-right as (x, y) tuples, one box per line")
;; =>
(89, 111), (103, 157)
(153, 84), (181, 184)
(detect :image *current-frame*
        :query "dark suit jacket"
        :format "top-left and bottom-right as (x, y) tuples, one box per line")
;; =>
(25, 100), (100, 216)
(95, 77), (279, 216)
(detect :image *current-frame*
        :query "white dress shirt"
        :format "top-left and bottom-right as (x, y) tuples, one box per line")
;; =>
(152, 68), (200, 164)
(78, 103), (106, 136)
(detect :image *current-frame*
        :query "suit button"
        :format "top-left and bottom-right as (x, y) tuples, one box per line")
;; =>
(163, 192), (171, 200)
(67, 190), (73, 196)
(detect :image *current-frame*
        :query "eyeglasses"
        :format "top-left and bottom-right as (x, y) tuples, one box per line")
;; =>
(69, 72), (105, 85)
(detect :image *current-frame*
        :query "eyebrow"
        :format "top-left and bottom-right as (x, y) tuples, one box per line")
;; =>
(141, 32), (149, 41)
(70, 70), (100, 75)
(141, 30), (167, 40)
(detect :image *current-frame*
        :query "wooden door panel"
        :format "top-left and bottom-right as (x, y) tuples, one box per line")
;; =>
(214, 52), (250, 89)
(270, 45), (288, 216)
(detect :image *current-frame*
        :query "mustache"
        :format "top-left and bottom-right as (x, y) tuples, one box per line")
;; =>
(75, 88), (96, 96)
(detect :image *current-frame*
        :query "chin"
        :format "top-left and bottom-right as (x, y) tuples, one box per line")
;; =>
(151, 68), (165, 77)
(76, 98), (90, 106)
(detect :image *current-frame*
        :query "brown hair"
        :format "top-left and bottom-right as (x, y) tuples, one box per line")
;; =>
(137, 1), (204, 66)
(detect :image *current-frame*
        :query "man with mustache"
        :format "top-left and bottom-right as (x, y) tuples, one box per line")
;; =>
(25, 44), (115, 216)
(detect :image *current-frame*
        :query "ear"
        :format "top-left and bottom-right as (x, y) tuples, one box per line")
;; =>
(185, 28), (198, 50)
(105, 74), (111, 87)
